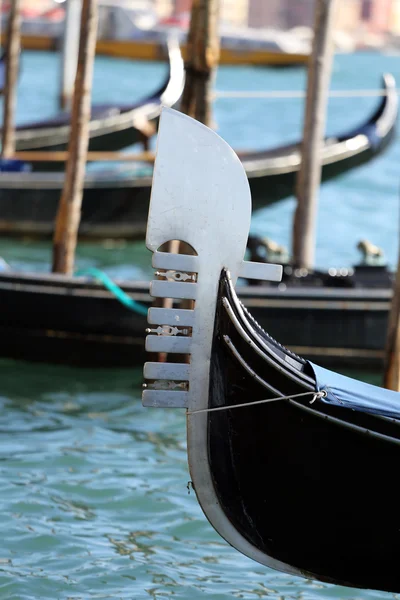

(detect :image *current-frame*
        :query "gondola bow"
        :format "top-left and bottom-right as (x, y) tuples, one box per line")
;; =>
(142, 107), (400, 593)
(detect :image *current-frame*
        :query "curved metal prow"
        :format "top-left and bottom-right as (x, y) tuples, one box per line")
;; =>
(141, 108), (307, 578)
(143, 107), (281, 410)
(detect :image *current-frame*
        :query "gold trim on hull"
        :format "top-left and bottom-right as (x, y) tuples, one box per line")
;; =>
(19, 34), (309, 66)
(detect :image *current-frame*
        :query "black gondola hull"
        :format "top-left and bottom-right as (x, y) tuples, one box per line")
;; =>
(206, 274), (400, 592)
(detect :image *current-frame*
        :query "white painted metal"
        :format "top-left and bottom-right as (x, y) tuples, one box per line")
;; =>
(150, 280), (198, 300)
(144, 362), (190, 380)
(145, 335), (191, 354)
(147, 307), (195, 327)
(239, 260), (282, 281)
(59, 0), (81, 111)
(142, 389), (189, 408)
(152, 252), (199, 271)
(142, 108), (311, 579)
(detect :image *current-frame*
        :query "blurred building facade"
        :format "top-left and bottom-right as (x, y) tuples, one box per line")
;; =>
(153, 0), (174, 18)
(247, 1), (283, 29)
(359, 0), (392, 33)
(173, 0), (400, 40)
(390, 1), (400, 34)
(12, 0), (400, 49)
(335, 0), (362, 34)
(173, 0), (249, 26)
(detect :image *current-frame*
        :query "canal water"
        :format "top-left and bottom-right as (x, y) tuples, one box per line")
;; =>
(0, 49), (398, 598)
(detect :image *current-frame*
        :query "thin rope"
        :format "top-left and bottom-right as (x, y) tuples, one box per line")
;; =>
(74, 268), (148, 316)
(212, 89), (399, 100)
(187, 389), (327, 415)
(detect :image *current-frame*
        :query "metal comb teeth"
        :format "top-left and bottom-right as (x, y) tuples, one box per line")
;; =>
(142, 110), (284, 412)
(143, 380), (188, 391)
(143, 249), (197, 408)
(145, 325), (190, 336)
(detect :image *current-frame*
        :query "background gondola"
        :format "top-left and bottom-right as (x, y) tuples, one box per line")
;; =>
(0, 253), (394, 370)
(0, 73), (396, 240)
(2, 40), (184, 162)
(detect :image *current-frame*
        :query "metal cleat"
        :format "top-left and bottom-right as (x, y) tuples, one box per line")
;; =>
(145, 381), (188, 391)
(145, 325), (189, 336)
(155, 270), (196, 282)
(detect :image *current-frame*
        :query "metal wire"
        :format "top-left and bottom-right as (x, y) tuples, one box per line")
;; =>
(187, 390), (327, 415)
(213, 88), (400, 100)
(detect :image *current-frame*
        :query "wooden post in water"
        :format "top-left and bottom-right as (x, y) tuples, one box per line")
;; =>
(180, 0), (220, 126)
(154, 0), (220, 363)
(1, 0), (21, 159)
(59, 0), (82, 111)
(52, 0), (98, 274)
(383, 245), (400, 390)
(292, 0), (337, 269)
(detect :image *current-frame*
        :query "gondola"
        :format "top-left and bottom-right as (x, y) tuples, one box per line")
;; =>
(4, 40), (184, 160)
(142, 108), (400, 593)
(0, 73), (396, 240)
(0, 269), (150, 367)
(200, 268), (400, 592)
(0, 261), (394, 369)
(242, 72), (398, 209)
(0, 168), (153, 239)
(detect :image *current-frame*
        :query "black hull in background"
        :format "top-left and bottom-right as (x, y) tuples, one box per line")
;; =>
(239, 284), (391, 369)
(0, 271), (393, 369)
(240, 72), (398, 208)
(0, 74), (396, 240)
(0, 175), (152, 240)
(8, 41), (185, 165)
(0, 146), (394, 241)
(0, 272), (150, 368)
(248, 135), (395, 209)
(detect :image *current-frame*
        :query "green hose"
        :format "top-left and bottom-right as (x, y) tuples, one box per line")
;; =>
(75, 268), (148, 316)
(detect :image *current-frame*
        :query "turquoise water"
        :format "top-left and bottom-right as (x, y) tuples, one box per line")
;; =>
(0, 359), (387, 600)
(0, 50), (399, 598)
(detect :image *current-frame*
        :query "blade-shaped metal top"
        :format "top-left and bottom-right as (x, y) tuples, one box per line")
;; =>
(143, 108), (288, 581)
(147, 107), (252, 285)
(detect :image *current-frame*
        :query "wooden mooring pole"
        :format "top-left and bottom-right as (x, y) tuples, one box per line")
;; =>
(292, 0), (337, 269)
(180, 0), (220, 127)
(1, 0), (21, 159)
(59, 0), (82, 111)
(383, 244), (400, 390)
(154, 0), (220, 363)
(52, 0), (98, 274)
